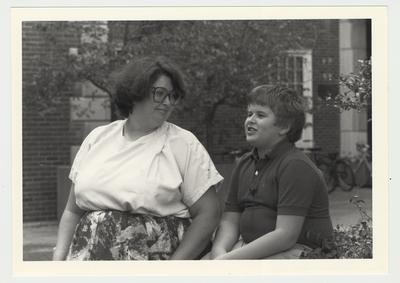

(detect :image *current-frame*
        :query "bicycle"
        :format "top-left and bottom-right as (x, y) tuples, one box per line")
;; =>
(350, 143), (372, 188)
(302, 147), (355, 193)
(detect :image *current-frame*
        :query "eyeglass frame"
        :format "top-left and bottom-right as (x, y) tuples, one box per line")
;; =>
(151, 87), (182, 105)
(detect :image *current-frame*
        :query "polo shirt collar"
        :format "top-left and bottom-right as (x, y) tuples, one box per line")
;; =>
(250, 138), (293, 161)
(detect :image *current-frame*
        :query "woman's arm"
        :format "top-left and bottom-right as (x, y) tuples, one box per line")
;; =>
(169, 186), (221, 260)
(215, 214), (305, 260)
(208, 211), (241, 259)
(52, 184), (85, 260)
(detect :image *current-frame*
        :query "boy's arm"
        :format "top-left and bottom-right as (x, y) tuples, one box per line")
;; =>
(209, 211), (241, 259)
(215, 214), (304, 260)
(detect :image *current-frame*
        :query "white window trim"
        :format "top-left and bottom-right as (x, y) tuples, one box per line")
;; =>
(287, 50), (314, 149)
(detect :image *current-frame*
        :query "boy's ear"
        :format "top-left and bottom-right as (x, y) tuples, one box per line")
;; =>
(279, 124), (290, 136)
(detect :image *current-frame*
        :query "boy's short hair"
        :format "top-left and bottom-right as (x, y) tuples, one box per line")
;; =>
(246, 85), (308, 143)
(111, 56), (186, 118)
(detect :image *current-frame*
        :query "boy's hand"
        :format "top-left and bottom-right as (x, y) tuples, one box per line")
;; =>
(209, 246), (227, 259)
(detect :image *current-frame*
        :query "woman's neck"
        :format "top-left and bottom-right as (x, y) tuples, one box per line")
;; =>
(123, 118), (158, 141)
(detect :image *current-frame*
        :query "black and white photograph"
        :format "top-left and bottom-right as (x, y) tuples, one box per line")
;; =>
(3, 4), (394, 280)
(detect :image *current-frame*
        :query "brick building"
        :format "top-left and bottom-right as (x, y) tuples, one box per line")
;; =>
(22, 22), (80, 221)
(22, 19), (370, 222)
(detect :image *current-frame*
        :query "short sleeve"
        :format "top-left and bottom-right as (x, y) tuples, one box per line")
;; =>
(277, 159), (319, 216)
(171, 137), (223, 207)
(69, 128), (100, 183)
(224, 162), (242, 212)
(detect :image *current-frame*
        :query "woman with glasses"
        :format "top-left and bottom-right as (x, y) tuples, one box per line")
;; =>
(53, 56), (223, 260)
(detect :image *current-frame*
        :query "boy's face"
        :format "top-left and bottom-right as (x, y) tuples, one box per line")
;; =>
(244, 104), (287, 154)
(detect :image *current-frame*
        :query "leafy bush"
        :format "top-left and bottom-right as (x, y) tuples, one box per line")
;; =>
(301, 195), (372, 259)
(301, 221), (372, 259)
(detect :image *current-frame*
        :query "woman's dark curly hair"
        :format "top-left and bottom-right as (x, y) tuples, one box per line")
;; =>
(111, 56), (186, 118)
(247, 85), (308, 143)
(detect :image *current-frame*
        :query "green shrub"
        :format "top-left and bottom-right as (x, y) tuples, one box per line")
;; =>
(302, 195), (372, 259)
(301, 221), (372, 259)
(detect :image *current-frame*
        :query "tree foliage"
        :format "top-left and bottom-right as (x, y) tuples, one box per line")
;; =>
(325, 59), (371, 111)
(29, 20), (321, 150)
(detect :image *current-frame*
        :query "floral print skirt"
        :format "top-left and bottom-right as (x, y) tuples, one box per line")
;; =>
(66, 210), (191, 260)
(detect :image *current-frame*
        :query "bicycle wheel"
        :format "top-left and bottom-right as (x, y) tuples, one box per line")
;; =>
(335, 160), (355, 191)
(318, 163), (336, 193)
(354, 161), (372, 188)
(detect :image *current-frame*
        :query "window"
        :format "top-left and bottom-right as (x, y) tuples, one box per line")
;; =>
(267, 50), (314, 148)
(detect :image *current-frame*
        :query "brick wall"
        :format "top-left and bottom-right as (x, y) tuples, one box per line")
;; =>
(312, 20), (341, 153)
(22, 22), (80, 221)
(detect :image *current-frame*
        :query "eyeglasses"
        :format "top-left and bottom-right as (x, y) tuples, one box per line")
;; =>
(151, 87), (181, 105)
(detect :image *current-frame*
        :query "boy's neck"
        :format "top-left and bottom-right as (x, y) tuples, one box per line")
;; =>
(256, 137), (287, 158)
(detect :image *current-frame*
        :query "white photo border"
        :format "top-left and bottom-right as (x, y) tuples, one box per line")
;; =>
(9, 5), (389, 278)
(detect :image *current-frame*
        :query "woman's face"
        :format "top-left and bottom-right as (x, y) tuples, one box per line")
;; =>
(131, 75), (176, 129)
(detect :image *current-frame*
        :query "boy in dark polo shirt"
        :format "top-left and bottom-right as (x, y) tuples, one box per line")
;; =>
(207, 85), (333, 259)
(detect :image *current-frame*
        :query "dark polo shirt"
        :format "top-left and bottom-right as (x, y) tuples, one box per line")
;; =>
(225, 139), (333, 248)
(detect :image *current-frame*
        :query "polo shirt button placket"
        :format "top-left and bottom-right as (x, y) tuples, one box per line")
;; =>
(249, 169), (260, 196)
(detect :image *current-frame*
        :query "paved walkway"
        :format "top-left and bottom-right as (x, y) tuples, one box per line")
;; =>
(23, 187), (372, 261)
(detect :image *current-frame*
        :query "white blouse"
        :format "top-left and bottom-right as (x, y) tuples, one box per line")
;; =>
(69, 120), (223, 218)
